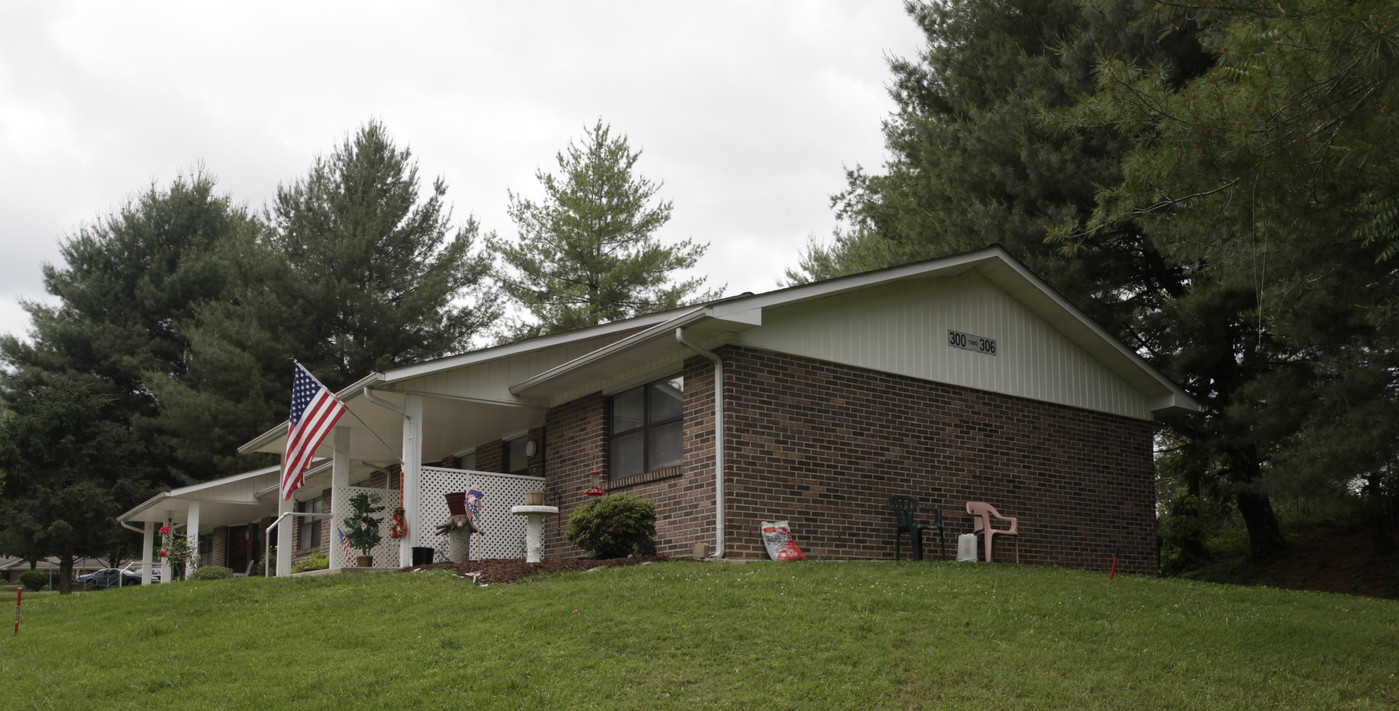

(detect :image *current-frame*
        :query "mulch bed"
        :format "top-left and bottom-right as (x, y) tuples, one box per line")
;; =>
(401, 556), (670, 585)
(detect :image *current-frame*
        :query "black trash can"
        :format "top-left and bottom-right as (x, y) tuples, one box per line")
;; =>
(411, 546), (435, 565)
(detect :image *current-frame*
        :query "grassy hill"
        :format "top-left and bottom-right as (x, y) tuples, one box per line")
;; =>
(3, 561), (1396, 709)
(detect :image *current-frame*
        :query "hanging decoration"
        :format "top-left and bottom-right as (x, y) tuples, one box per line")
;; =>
(389, 506), (407, 539)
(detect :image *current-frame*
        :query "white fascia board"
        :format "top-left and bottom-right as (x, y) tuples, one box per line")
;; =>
(508, 308), (710, 395)
(117, 465), (284, 522)
(379, 310), (688, 384)
(255, 459), (330, 501)
(236, 373), (384, 454)
(705, 303), (763, 326)
(711, 246), (1001, 314)
(1149, 392), (1201, 417)
(118, 492), (173, 523)
(169, 465), (282, 498)
(238, 422), (289, 455)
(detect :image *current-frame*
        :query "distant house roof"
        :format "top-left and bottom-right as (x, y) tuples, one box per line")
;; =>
(1, 556), (112, 574)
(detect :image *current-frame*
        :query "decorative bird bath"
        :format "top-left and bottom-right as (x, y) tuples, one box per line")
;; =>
(510, 505), (559, 563)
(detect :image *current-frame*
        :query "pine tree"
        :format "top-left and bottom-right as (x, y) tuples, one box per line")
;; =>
(793, 0), (1294, 558)
(267, 120), (498, 386)
(1076, 0), (1399, 553)
(491, 120), (713, 338)
(0, 172), (252, 589)
(152, 122), (499, 476)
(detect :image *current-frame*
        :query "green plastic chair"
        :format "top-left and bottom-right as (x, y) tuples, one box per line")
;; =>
(885, 495), (945, 561)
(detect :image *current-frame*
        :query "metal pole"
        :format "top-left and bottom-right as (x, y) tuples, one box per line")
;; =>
(13, 588), (20, 636)
(264, 511), (334, 577)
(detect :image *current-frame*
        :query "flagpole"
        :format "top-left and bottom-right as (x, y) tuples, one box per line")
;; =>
(294, 360), (404, 466)
(342, 406), (405, 466)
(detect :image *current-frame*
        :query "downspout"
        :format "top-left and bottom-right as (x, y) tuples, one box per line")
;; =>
(676, 327), (725, 558)
(118, 520), (146, 589)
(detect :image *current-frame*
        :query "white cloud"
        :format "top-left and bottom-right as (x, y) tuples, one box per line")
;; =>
(0, 0), (925, 341)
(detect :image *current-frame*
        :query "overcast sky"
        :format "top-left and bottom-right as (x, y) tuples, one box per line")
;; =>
(0, 1), (925, 343)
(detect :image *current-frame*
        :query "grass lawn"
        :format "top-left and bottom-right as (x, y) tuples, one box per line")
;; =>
(3, 561), (1396, 709)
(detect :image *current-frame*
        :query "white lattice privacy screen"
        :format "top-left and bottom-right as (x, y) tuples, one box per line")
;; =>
(332, 486), (402, 567)
(331, 470), (546, 566)
(418, 467), (547, 562)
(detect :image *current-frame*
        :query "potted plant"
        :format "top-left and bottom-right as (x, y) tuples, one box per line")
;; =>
(344, 492), (386, 567)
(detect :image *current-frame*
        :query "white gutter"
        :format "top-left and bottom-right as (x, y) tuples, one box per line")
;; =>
(362, 387), (407, 416)
(676, 327), (725, 559)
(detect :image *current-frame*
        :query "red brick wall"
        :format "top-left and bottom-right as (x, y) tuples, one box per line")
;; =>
(210, 526), (228, 568)
(292, 488), (331, 561)
(474, 440), (505, 474)
(542, 357), (721, 559)
(539, 345), (1158, 575)
(721, 346), (1158, 575)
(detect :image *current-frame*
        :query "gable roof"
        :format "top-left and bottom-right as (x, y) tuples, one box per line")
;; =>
(239, 245), (1196, 463)
(398, 244), (1197, 416)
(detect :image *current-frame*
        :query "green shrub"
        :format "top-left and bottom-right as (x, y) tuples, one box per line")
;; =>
(255, 551), (274, 576)
(188, 565), (233, 581)
(565, 493), (657, 559)
(291, 552), (329, 573)
(19, 571), (48, 592)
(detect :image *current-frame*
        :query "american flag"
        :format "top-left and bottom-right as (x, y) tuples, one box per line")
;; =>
(336, 526), (352, 561)
(465, 487), (484, 517)
(281, 362), (348, 501)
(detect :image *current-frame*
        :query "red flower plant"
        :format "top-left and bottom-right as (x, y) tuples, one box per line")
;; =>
(159, 550), (168, 557)
(159, 525), (170, 535)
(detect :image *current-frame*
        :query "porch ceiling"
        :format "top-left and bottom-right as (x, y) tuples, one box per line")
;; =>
(120, 466), (282, 527)
(239, 388), (546, 467)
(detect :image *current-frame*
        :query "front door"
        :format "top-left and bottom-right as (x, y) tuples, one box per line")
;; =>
(228, 526), (249, 575)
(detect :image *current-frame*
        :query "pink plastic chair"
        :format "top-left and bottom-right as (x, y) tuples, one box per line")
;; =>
(966, 502), (1019, 563)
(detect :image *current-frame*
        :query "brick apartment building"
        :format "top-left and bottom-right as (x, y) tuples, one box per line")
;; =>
(121, 246), (1195, 578)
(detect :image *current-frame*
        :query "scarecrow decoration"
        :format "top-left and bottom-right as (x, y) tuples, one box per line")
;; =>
(436, 487), (485, 562)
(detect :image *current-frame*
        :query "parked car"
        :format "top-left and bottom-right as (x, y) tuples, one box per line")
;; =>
(78, 568), (142, 588)
(78, 564), (162, 588)
(122, 564), (161, 584)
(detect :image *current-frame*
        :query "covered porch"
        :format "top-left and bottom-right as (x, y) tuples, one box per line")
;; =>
(236, 372), (550, 575)
(119, 465), (282, 583)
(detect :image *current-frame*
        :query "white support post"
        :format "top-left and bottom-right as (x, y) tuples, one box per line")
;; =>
(330, 427), (350, 570)
(399, 394), (423, 567)
(140, 521), (154, 585)
(160, 515), (172, 583)
(186, 500), (201, 578)
(276, 496), (294, 577)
